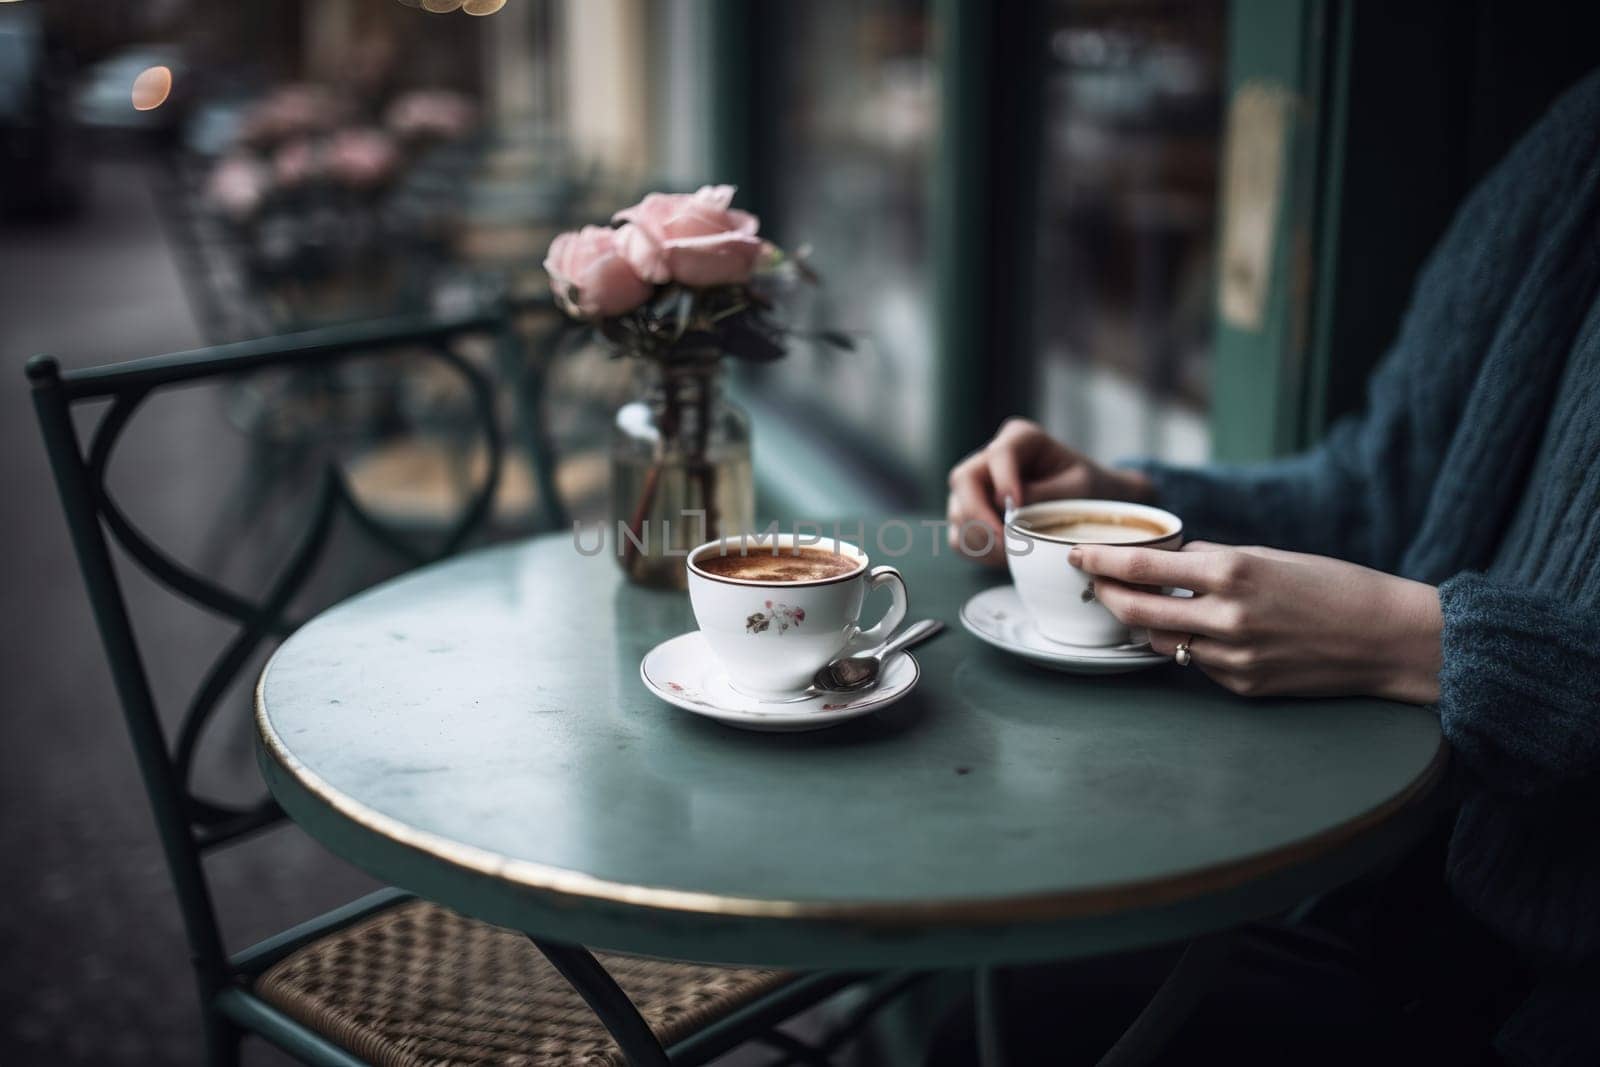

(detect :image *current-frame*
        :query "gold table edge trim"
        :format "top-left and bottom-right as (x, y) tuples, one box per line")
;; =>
(254, 646), (1449, 926)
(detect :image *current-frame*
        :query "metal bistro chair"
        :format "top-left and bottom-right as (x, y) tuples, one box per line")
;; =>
(26, 310), (865, 1066)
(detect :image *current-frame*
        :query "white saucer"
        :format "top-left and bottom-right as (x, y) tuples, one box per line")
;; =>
(959, 585), (1169, 675)
(640, 631), (921, 732)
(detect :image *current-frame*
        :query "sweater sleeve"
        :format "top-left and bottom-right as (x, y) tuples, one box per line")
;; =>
(1133, 235), (1458, 570)
(1132, 365), (1414, 569)
(1437, 573), (1600, 799)
(1136, 70), (1600, 573)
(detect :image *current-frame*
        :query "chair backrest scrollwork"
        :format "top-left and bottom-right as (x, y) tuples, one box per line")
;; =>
(26, 307), (516, 993)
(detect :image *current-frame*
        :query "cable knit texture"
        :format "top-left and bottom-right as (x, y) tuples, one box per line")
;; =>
(1140, 71), (1600, 1066)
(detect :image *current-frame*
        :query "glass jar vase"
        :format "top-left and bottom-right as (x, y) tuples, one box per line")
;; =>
(610, 355), (754, 588)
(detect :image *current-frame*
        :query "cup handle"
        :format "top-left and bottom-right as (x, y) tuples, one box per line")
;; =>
(851, 566), (908, 647)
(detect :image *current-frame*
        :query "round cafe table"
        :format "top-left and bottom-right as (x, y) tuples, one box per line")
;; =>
(256, 522), (1446, 1059)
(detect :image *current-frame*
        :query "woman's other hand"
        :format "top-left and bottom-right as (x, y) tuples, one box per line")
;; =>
(946, 418), (1154, 565)
(1072, 541), (1443, 704)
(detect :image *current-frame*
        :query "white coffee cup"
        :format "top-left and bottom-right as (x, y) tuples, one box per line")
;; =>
(687, 533), (908, 698)
(1005, 499), (1183, 646)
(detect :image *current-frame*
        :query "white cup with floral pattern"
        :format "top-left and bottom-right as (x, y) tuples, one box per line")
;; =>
(687, 533), (908, 698)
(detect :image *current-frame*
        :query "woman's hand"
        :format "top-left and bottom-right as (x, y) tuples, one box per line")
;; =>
(946, 418), (1154, 564)
(1071, 541), (1442, 704)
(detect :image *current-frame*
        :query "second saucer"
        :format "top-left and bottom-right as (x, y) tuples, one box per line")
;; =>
(960, 585), (1169, 675)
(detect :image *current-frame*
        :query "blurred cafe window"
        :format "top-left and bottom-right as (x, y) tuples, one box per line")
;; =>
(749, 0), (935, 490)
(1034, 0), (1224, 466)
(734, 0), (1220, 502)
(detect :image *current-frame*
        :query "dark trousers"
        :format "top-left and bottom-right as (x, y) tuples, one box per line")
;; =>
(926, 820), (1529, 1066)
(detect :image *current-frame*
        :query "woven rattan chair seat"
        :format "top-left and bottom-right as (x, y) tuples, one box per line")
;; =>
(255, 900), (790, 1066)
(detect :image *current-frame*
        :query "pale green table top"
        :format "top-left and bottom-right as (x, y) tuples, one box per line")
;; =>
(256, 524), (1446, 969)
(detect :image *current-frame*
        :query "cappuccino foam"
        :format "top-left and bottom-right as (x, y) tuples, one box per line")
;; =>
(1024, 514), (1168, 543)
(695, 546), (860, 583)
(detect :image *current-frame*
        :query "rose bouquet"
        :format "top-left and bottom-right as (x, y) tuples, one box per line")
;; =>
(544, 185), (848, 585)
(544, 184), (847, 359)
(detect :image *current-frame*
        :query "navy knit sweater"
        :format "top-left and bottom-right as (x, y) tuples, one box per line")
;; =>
(1143, 72), (1600, 1065)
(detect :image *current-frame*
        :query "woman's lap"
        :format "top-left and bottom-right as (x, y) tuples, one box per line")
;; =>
(926, 921), (1432, 1067)
(926, 827), (1523, 1067)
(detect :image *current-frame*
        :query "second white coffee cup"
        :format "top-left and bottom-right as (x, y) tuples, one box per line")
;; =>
(1005, 499), (1183, 646)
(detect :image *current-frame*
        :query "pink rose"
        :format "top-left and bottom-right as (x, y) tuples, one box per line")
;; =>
(385, 90), (477, 141)
(272, 138), (322, 187)
(241, 84), (349, 145)
(207, 154), (270, 220)
(327, 128), (399, 188)
(544, 226), (654, 318)
(612, 184), (763, 287)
